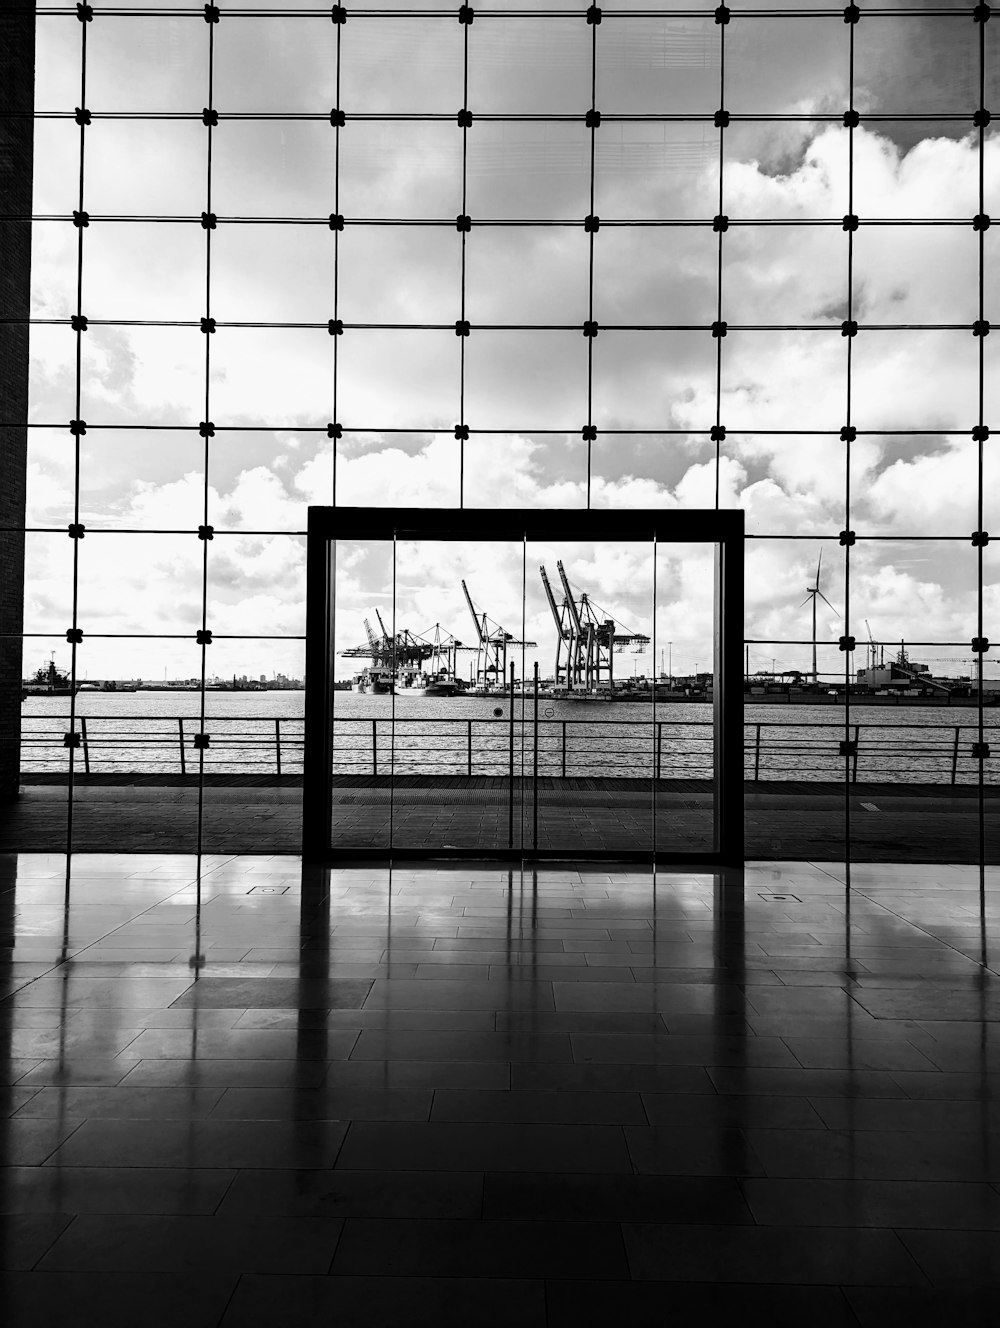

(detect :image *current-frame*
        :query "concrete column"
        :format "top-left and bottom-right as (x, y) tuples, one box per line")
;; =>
(0, 10), (35, 800)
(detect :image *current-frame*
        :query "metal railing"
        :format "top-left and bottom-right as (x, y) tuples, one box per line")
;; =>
(18, 713), (998, 784)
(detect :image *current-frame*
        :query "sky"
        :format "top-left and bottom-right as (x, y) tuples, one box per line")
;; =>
(24, 2), (1000, 683)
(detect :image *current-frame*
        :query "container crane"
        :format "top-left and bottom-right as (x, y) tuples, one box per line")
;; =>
(540, 560), (650, 692)
(461, 580), (535, 688)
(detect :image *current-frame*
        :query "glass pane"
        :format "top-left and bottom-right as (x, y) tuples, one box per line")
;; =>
(207, 535), (306, 638)
(211, 224), (334, 324)
(34, 16), (83, 115)
(209, 328), (331, 427)
(340, 122), (462, 220)
(333, 433), (460, 508)
(469, 17), (592, 116)
(83, 222), (205, 322)
(727, 18), (848, 115)
(654, 541), (716, 855)
(75, 533), (203, 637)
(853, 224), (978, 326)
(852, 434), (979, 538)
(855, 16), (978, 117)
(594, 225), (717, 326)
(336, 331), (458, 430)
(79, 428), (204, 529)
(331, 537), (394, 850)
(526, 538), (658, 854)
(722, 331), (846, 433)
(87, 16), (208, 113)
(199, 638), (305, 854)
(29, 220), (76, 320)
(214, 18), (337, 113)
(852, 331), (977, 434)
(85, 121), (206, 217)
(390, 536), (527, 853)
(341, 17), (462, 114)
(591, 432), (710, 508)
(595, 123), (718, 220)
(854, 125), (979, 217)
(597, 16), (719, 116)
(28, 324), (76, 425)
(81, 326), (204, 426)
(26, 427), (75, 529)
(464, 332), (586, 431)
(212, 122), (335, 219)
(463, 433), (586, 509)
(338, 227), (461, 325)
(726, 433), (847, 536)
(466, 226), (589, 326)
(724, 125), (848, 221)
(466, 122), (591, 221)
(594, 331), (715, 432)
(725, 225), (847, 327)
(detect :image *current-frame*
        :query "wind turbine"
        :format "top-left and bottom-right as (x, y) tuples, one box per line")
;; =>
(800, 551), (837, 684)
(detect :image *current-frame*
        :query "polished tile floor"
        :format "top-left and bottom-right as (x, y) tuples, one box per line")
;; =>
(2, 853), (1000, 1325)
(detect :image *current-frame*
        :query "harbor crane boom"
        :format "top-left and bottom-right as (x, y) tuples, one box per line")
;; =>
(461, 580), (487, 645)
(460, 581), (536, 688)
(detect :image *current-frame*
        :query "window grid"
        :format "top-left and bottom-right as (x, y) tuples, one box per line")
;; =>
(9, 3), (996, 864)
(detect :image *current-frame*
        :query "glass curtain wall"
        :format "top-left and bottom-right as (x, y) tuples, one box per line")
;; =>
(16, 0), (997, 864)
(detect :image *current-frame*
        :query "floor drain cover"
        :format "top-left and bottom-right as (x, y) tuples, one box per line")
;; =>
(247, 885), (290, 894)
(758, 892), (801, 902)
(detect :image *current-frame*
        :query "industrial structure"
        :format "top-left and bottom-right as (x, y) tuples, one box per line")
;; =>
(539, 561), (650, 693)
(461, 581), (535, 690)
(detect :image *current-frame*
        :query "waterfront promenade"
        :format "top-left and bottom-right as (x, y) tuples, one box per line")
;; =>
(1, 775), (996, 863)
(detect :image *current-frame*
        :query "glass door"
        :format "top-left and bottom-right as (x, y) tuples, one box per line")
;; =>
(304, 508), (743, 864)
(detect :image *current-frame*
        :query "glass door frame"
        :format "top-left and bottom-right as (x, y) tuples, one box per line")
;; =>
(302, 506), (744, 865)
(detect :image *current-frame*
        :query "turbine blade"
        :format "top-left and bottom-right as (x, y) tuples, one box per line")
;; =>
(798, 596), (813, 607)
(816, 549), (823, 587)
(817, 591), (838, 614)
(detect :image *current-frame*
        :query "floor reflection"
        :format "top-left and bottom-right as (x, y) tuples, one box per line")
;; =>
(1, 853), (999, 1324)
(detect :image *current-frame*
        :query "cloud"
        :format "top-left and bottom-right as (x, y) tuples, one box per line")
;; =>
(25, 6), (998, 682)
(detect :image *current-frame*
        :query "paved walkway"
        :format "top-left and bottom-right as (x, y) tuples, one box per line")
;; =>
(1, 777), (995, 862)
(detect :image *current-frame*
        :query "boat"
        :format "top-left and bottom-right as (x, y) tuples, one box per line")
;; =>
(22, 658), (79, 699)
(353, 668), (394, 695)
(395, 667), (468, 698)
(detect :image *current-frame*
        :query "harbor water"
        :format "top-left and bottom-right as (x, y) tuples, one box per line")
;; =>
(19, 691), (1000, 785)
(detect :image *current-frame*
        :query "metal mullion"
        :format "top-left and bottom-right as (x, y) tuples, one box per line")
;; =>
(586, 10), (597, 510)
(844, 14), (855, 881)
(66, 10), (90, 858)
(333, 14), (342, 505)
(977, 7), (987, 896)
(714, 16), (725, 511)
(460, 13), (469, 507)
(197, 14), (216, 856)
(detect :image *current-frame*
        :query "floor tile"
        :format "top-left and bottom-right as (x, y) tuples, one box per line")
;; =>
(218, 1273), (546, 1328)
(621, 1221), (925, 1284)
(215, 1168), (483, 1219)
(46, 1118), (349, 1169)
(483, 1171), (753, 1224)
(336, 1121), (633, 1173)
(330, 1216), (628, 1279)
(37, 1214), (344, 1273)
(0, 1272), (239, 1328)
(546, 1280), (862, 1328)
(742, 1178), (1000, 1229)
